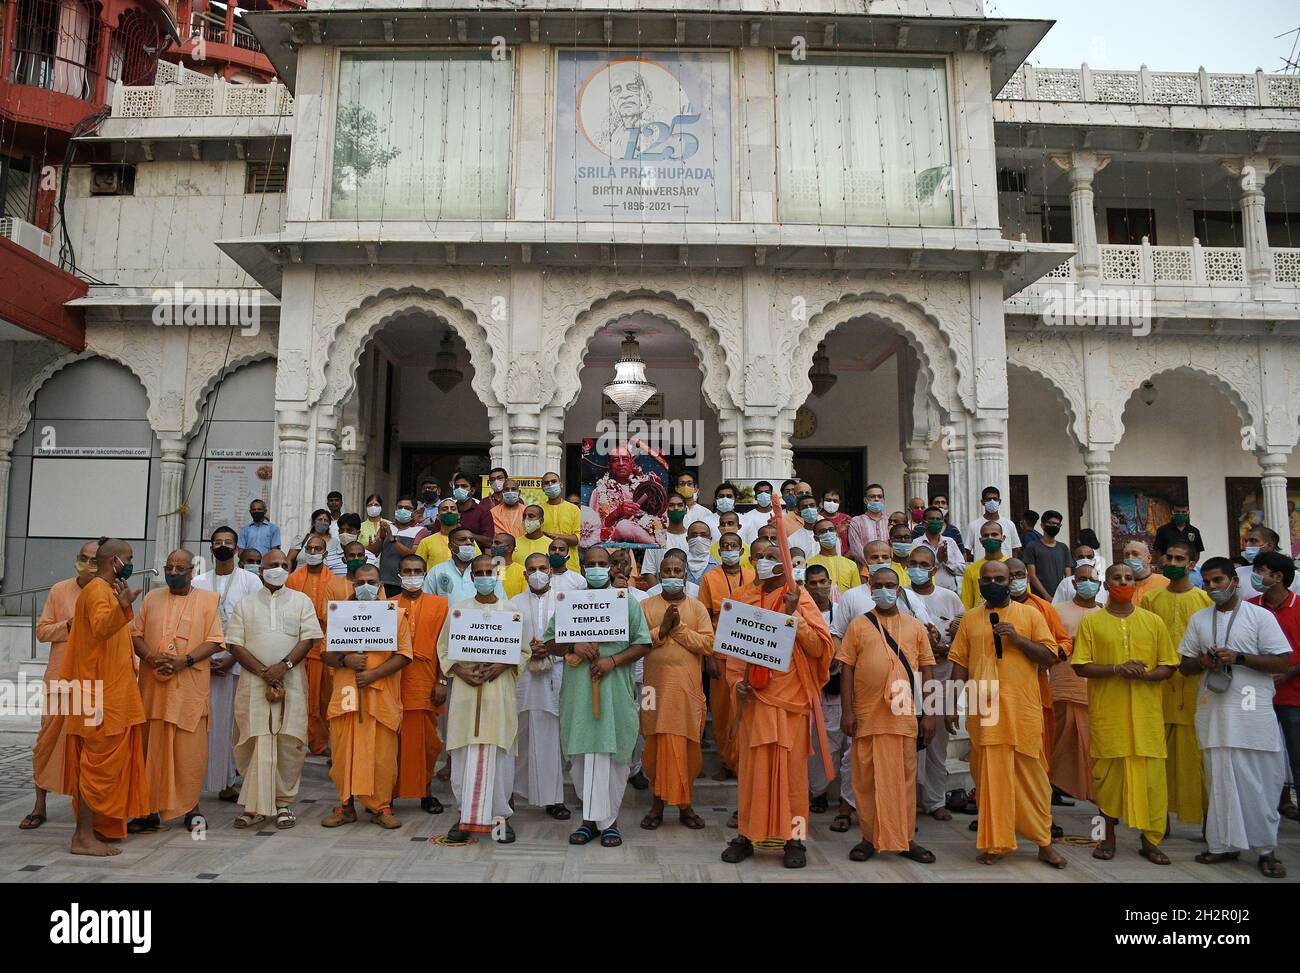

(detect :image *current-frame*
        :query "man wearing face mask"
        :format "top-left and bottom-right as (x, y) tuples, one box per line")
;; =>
(1024, 510), (1074, 601)
(1236, 527), (1300, 595)
(240, 549), (262, 574)
(450, 471), (497, 550)
(675, 471), (718, 534)
(286, 533), (353, 756)
(699, 531), (754, 782)
(127, 549), (224, 835)
(1178, 558), (1292, 878)
(224, 549), (323, 831)
(965, 486), (1020, 561)
(915, 494), (965, 551)
(238, 499), (280, 556)
(1153, 503), (1203, 563)
(739, 480), (777, 546)
(809, 517), (859, 596)
(413, 479), (442, 528)
(638, 549), (715, 830)
(515, 503), (553, 567)
(390, 554), (449, 815)
(1142, 539), (1214, 830)
(491, 478), (526, 538)
(425, 527), (503, 602)
(1049, 561), (1104, 807)
(325, 491), (344, 539)
(435, 555), (525, 842)
(911, 506), (967, 594)
(1072, 562), (1179, 865)
(804, 565), (848, 817)
(680, 521), (719, 586)
(511, 554), (571, 820)
(847, 483), (891, 565)
(539, 471), (582, 572)
(837, 567), (937, 864)
(961, 522), (1009, 610)
(380, 496), (429, 597)
(23, 538), (101, 832)
(946, 559), (1066, 869)
(326, 514), (377, 576)
(288, 508), (335, 570)
(788, 494), (821, 558)
(720, 539), (834, 869)
(321, 564), (413, 830)
(1052, 543), (1108, 606)
(641, 492), (691, 587)
(416, 498), (461, 571)
(1120, 540), (1169, 606)
(547, 538), (588, 590)
(545, 545), (652, 848)
(490, 531), (526, 597)
(712, 482), (740, 526)
(817, 489), (850, 553)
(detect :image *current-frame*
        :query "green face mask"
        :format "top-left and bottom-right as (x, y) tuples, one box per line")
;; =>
(926, 519), (945, 533)
(981, 537), (1003, 554)
(1163, 564), (1187, 581)
(667, 509), (687, 525)
(115, 561), (134, 580)
(548, 553), (568, 569)
(439, 512), (460, 526)
(1172, 513), (1189, 525)
(346, 558), (366, 574)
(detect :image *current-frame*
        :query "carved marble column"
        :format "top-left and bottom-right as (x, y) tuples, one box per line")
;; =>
(718, 407), (741, 481)
(0, 434), (12, 585)
(507, 408), (541, 476)
(1259, 450), (1292, 555)
(313, 404), (338, 505)
(971, 416), (1010, 512)
(1051, 151), (1111, 291)
(902, 443), (930, 506)
(1223, 158), (1282, 298)
(1083, 448), (1113, 565)
(742, 408), (787, 479)
(340, 434), (367, 515)
(943, 414), (970, 535)
(156, 436), (187, 569)
(272, 408), (312, 546)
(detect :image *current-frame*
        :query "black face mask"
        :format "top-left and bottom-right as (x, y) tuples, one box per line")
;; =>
(980, 581), (1011, 606)
(165, 573), (189, 591)
(423, 490), (438, 503)
(251, 511), (266, 522)
(1043, 523), (1061, 537)
(212, 546), (236, 562)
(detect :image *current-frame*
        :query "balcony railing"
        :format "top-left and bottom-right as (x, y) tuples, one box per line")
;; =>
(192, 14), (264, 54)
(998, 64), (1300, 108)
(9, 47), (95, 100)
(111, 77), (293, 117)
(1034, 241), (1300, 288)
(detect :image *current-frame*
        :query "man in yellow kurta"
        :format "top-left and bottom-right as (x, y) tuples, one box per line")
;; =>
(322, 564), (412, 829)
(540, 470), (582, 572)
(1072, 562), (1179, 864)
(437, 554), (526, 842)
(809, 517), (860, 593)
(129, 549), (224, 833)
(1141, 538), (1213, 827)
(639, 550), (715, 830)
(838, 565), (936, 863)
(721, 539), (833, 870)
(947, 559), (1066, 868)
(23, 538), (99, 831)
(961, 521), (1008, 609)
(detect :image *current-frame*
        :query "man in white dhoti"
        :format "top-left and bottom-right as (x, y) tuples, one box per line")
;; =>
(223, 549), (323, 829)
(192, 525), (263, 801)
(1177, 557), (1290, 878)
(511, 554), (571, 819)
(437, 555), (526, 843)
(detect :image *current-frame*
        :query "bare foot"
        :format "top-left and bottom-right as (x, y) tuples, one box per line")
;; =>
(1038, 845), (1067, 869)
(976, 852), (1003, 865)
(71, 833), (122, 857)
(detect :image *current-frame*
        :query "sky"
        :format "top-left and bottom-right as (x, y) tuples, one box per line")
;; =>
(986, 0), (1299, 73)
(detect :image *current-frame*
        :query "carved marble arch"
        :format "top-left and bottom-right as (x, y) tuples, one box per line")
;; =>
(1005, 361), (1086, 450)
(319, 287), (501, 412)
(183, 351), (279, 440)
(9, 350), (155, 441)
(1112, 365), (1257, 450)
(550, 290), (737, 415)
(789, 292), (967, 418)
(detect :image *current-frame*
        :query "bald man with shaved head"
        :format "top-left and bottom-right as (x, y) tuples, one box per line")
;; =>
(128, 548), (225, 834)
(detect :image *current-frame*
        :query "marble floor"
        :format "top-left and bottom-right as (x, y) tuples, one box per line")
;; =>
(1, 745), (1297, 883)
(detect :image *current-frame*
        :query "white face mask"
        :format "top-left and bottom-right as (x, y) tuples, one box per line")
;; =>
(527, 570), (550, 592)
(338, 532), (359, 546)
(302, 551), (325, 566)
(366, 505), (382, 518)
(262, 566), (289, 587)
(822, 501), (840, 515)
(400, 574), (425, 591)
(754, 557), (779, 581)
(984, 499), (1000, 514)
(687, 536), (712, 557)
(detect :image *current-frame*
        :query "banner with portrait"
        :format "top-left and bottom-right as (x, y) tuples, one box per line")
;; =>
(554, 49), (732, 220)
(579, 438), (670, 549)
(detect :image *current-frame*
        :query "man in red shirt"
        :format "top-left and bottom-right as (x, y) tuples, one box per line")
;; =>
(450, 470), (497, 548)
(1247, 551), (1300, 821)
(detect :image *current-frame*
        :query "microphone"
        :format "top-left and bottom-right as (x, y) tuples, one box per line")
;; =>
(990, 611), (1003, 660)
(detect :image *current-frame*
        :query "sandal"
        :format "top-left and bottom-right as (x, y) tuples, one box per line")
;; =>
(809, 792), (829, 814)
(929, 807), (952, 821)
(599, 826), (622, 847)
(218, 787), (241, 803)
(1258, 854), (1286, 878)
(18, 813), (46, 830)
(1092, 843), (1116, 861)
(1139, 843), (1170, 865)
(782, 840), (807, 869)
(721, 836), (754, 863)
(679, 810), (706, 830)
(1195, 851), (1240, 865)
(233, 813), (266, 830)
(322, 805), (358, 828)
(275, 807), (296, 830)
(545, 804), (572, 820)
(420, 796), (444, 815)
(184, 812), (204, 833)
(640, 811), (664, 831)
(127, 815), (167, 834)
(726, 810), (738, 829)
(900, 844), (936, 864)
(569, 824), (596, 845)
(495, 822), (516, 844)
(829, 813), (852, 833)
(849, 841), (875, 862)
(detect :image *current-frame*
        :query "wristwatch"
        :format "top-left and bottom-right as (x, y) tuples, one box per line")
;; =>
(184, 654), (195, 668)
(1235, 653), (1246, 666)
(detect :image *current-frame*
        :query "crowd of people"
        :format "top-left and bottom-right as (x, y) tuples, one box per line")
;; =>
(18, 469), (1300, 876)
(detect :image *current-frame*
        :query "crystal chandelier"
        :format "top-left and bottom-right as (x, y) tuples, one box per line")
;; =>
(809, 341), (837, 397)
(603, 330), (657, 413)
(427, 333), (463, 392)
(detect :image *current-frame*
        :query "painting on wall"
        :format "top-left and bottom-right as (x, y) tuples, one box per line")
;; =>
(1067, 475), (1188, 554)
(1224, 477), (1300, 559)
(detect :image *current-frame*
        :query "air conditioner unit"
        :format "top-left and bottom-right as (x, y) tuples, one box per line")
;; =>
(0, 217), (52, 261)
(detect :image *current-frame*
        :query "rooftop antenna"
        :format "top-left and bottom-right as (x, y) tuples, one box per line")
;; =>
(1277, 27), (1300, 73)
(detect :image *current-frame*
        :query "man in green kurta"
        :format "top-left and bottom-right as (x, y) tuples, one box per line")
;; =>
(545, 545), (651, 847)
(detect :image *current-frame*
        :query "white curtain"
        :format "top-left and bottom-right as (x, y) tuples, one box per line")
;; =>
(52, 0), (92, 99)
(777, 56), (953, 226)
(331, 52), (513, 220)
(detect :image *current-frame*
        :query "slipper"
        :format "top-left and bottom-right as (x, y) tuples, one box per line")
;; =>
(679, 810), (706, 830)
(968, 819), (979, 832)
(1258, 855), (1286, 878)
(829, 813), (852, 833)
(721, 836), (753, 863)
(569, 825), (595, 845)
(726, 810), (738, 829)
(420, 796), (444, 815)
(127, 816), (168, 834)
(233, 813), (266, 830)
(900, 845), (936, 864)
(1139, 844), (1170, 865)
(545, 804), (572, 820)
(1093, 844), (1117, 861)
(1195, 851), (1240, 865)
(849, 841), (875, 862)
(184, 812), (204, 833)
(495, 822), (516, 844)
(1281, 803), (1299, 821)
(218, 787), (241, 803)
(782, 840), (807, 869)
(599, 826), (622, 847)
(809, 793), (829, 814)
(929, 808), (952, 821)
(19, 813), (46, 830)
(640, 812), (664, 831)
(275, 807), (296, 830)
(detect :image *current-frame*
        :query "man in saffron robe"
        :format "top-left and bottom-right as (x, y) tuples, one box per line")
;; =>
(390, 554), (448, 813)
(286, 532), (353, 754)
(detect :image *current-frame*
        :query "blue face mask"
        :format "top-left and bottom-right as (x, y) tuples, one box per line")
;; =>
(756, 492), (772, 508)
(543, 483), (562, 499)
(715, 497), (735, 514)
(660, 577), (686, 594)
(907, 566), (931, 586)
(1075, 579), (1101, 600)
(870, 587), (898, 609)
(584, 566), (610, 588)
(313, 521), (331, 534)
(720, 550), (742, 566)
(354, 582), (379, 601)
(1251, 572), (1270, 592)
(1125, 558), (1145, 575)
(1242, 546), (1261, 564)
(453, 487), (470, 502)
(394, 508), (413, 524)
(492, 544), (509, 558)
(472, 576), (497, 596)
(892, 542), (912, 558)
(503, 491), (521, 505)
(800, 507), (818, 524)
(818, 532), (837, 549)
(784, 495), (798, 511)
(866, 500), (885, 515)
(457, 545), (477, 562)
